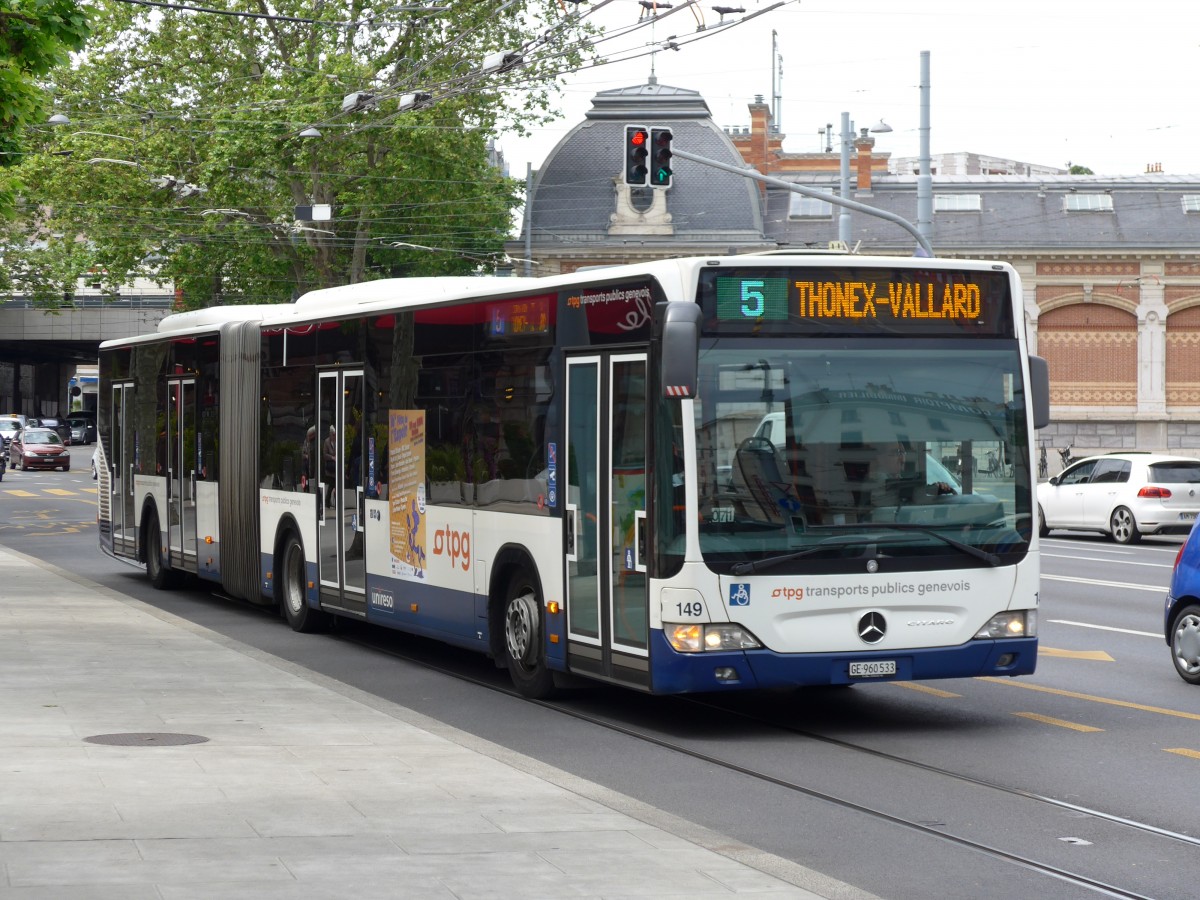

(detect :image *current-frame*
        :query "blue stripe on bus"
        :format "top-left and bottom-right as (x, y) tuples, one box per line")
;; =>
(648, 630), (1037, 693)
(364, 574), (489, 651)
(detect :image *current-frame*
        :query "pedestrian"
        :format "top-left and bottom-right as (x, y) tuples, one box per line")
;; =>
(323, 425), (337, 508)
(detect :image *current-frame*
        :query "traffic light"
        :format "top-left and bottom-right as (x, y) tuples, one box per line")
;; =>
(624, 125), (649, 185)
(650, 127), (673, 187)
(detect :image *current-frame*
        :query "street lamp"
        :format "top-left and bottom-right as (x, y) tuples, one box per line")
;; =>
(838, 112), (892, 245)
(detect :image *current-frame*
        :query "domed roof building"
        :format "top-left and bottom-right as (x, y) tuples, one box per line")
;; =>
(514, 79), (774, 274)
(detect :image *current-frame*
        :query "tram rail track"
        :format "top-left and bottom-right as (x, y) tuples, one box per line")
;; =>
(329, 623), (1192, 900)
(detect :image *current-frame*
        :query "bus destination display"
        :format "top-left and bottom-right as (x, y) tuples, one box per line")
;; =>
(706, 268), (1013, 336)
(486, 295), (551, 337)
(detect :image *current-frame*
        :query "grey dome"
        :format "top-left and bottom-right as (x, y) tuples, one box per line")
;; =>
(526, 82), (767, 250)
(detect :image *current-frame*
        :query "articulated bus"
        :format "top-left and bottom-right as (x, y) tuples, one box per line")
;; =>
(97, 254), (1049, 697)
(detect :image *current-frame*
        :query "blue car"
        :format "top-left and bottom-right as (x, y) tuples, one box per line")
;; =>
(1165, 527), (1200, 683)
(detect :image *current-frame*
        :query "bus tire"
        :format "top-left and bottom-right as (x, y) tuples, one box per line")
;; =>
(144, 509), (176, 590)
(503, 567), (556, 699)
(279, 532), (329, 633)
(1037, 504), (1049, 538)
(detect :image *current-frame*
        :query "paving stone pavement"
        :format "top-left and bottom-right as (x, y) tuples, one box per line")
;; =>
(0, 545), (876, 899)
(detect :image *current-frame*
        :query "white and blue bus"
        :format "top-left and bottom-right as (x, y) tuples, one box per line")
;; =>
(97, 254), (1049, 697)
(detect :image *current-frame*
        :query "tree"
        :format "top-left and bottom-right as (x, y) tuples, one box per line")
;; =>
(4, 1), (596, 307)
(0, 0), (89, 214)
(1068, 163), (1094, 175)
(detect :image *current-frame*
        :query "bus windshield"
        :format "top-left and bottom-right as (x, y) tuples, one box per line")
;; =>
(693, 338), (1033, 574)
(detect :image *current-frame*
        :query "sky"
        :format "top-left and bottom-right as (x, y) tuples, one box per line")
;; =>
(498, 0), (1200, 179)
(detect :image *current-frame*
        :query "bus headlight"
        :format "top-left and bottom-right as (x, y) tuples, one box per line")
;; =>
(666, 623), (762, 653)
(974, 609), (1036, 640)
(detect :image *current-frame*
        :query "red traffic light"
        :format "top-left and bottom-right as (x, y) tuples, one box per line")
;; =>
(624, 125), (649, 185)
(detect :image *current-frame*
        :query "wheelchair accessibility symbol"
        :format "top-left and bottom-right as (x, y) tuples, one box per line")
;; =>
(729, 583), (751, 606)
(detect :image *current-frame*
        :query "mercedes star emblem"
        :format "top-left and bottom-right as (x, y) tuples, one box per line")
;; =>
(858, 611), (887, 644)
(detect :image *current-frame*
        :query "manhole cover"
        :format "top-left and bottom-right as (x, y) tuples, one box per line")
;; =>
(84, 732), (209, 746)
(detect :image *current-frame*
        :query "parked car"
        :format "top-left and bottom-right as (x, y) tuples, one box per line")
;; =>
(0, 416), (21, 451)
(36, 416), (72, 445)
(1165, 524), (1200, 684)
(7, 427), (71, 471)
(1037, 452), (1200, 544)
(68, 416), (97, 445)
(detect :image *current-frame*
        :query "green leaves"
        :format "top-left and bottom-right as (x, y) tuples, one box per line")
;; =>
(5, 0), (591, 305)
(0, 0), (89, 172)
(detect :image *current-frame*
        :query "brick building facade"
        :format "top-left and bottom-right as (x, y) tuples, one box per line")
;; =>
(512, 81), (1200, 463)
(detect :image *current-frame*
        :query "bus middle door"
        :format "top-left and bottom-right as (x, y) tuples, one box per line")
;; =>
(317, 370), (367, 616)
(564, 353), (650, 689)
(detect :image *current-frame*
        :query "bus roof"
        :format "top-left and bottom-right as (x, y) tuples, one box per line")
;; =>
(101, 254), (1016, 348)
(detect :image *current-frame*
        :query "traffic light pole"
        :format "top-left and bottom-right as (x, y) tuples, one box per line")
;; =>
(670, 148), (933, 258)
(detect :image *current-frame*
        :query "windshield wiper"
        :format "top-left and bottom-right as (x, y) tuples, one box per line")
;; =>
(729, 524), (1000, 575)
(866, 524), (1001, 566)
(730, 535), (878, 575)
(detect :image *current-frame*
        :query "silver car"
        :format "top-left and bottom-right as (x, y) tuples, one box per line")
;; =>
(1037, 452), (1200, 543)
(68, 416), (97, 445)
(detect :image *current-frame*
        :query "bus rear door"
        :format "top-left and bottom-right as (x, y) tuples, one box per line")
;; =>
(166, 377), (197, 570)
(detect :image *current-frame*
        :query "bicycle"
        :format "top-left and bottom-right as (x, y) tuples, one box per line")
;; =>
(984, 449), (1000, 476)
(1058, 441), (1076, 470)
(1038, 444), (1048, 480)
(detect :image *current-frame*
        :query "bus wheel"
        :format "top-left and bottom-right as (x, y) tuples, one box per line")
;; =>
(279, 532), (329, 633)
(503, 568), (556, 699)
(145, 510), (176, 589)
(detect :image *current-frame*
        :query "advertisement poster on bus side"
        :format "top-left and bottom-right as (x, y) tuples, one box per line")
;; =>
(388, 410), (427, 580)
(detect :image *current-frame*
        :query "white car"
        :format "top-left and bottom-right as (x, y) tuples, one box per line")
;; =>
(1037, 452), (1200, 544)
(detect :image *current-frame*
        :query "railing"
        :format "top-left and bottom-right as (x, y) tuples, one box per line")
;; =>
(1, 295), (174, 309)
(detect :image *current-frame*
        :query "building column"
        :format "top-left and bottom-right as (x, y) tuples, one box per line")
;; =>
(1013, 259), (1040, 354)
(1137, 269), (1168, 446)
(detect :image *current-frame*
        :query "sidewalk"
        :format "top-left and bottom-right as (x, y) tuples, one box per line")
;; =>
(0, 546), (873, 899)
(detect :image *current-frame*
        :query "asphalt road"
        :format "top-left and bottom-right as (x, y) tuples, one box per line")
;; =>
(3, 455), (1198, 899)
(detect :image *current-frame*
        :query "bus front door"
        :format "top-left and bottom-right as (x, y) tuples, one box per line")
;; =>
(317, 370), (367, 616)
(564, 353), (649, 689)
(166, 378), (197, 570)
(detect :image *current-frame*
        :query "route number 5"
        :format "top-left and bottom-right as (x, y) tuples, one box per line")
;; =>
(741, 280), (765, 317)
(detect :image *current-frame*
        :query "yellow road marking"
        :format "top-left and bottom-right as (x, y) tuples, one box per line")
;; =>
(979, 677), (1200, 721)
(889, 682), (961, 698)
(1164, 748), (1200, 760)
(2, 490), (38, 497)
(30, 526), (82, 536)
(1039, 647), (1114, 662)
(45, 489), (77, 496)
(1014, 712), (1102, 732)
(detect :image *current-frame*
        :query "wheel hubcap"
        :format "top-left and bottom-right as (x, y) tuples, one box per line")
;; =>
(1113, 510), (1132, 541)
(1175, 614), (1200, 675)
(505, 590), (538, 666)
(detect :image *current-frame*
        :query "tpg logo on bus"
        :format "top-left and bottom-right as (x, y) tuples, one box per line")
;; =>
(433, 526), (471, 571)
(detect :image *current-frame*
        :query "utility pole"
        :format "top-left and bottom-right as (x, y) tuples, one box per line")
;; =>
(917, 50), (933, 248)
(670, 148), (933, 257)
